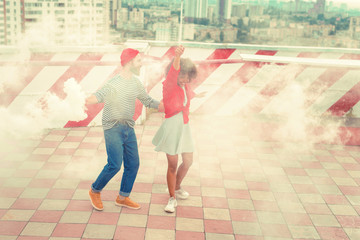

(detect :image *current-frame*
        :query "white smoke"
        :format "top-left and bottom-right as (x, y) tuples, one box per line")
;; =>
(255, 64), (347, 148)
(0, 78), (87, 139)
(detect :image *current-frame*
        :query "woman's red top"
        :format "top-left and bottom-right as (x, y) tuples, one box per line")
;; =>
(163, 64), (195, 124)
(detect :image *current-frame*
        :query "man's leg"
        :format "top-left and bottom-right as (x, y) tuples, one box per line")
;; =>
(115, 127), (141, 209)
(90, 126), (124, 210)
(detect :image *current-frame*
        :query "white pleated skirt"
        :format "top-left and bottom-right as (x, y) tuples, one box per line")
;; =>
(152, 112), (194, 155)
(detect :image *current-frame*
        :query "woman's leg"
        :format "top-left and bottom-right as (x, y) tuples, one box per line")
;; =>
(166, 154), (179, 198)
(175, 152), (193, 190)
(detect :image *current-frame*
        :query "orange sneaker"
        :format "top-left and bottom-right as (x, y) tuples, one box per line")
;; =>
(89, 189), (103, 211)
(115, 196), (141, 210)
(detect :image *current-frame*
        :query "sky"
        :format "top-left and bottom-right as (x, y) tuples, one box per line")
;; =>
(330, 0), (360, 8)
(285, 0), (360, 8)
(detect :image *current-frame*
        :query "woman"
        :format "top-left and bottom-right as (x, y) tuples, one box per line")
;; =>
(152, 45), (205, 213)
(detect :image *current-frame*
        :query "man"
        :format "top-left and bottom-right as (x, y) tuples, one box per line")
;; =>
(87, 48), (162, 211)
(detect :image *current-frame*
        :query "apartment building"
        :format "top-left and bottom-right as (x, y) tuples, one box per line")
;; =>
(0, 0), (110, 46)
(184, 0), (208, 22)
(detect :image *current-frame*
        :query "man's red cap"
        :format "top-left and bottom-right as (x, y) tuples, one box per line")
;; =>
(121, 48), (139, 66)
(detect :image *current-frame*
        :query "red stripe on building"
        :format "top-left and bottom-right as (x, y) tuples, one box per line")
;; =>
(339, 53), (360, 60)
(191, 49), (236, 89)
(77, 53), (104, 61)
(327, 85), (360, 116)
(0, 65), (45, 107)
(325, 53), (360, 116)
(64, 65), (123, 128)
(242, 50), (324, 114)
(30, 53), (55, 61)
(245, 65), (307, 114)
(195, 50), (277, 114)
(303, 67), (349, 108)
(48, 66), (94, 98)
(297, 52), (322, 58)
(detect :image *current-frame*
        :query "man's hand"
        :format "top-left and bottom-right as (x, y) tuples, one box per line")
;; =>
(158, 100), (164, 112)
(86, 95), (99, 105)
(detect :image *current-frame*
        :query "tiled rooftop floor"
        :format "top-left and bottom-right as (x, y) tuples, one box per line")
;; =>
(1, 112), (360, 240)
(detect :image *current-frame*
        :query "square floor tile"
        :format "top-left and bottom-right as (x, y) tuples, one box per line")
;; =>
(11, 198), (43, 210)
(82, 224), (116, 239)
(204, 219), (233, 234)
(114, 226), (145, 240)
(51, 223), (86, 238)
(59, 211), (91, 224)
(2, 209), (35, 221)
(66, 200), (93, 211)
(282, 212), (312, 226)
(202, 197), (229, 208)
(88, 212), (120, 225)
(30, 210), (63, 223)
(147, 215), (175, 230)
(253, 200), (279, 212)
(20, 222), (56, 237)
(176, 230), (205, 240)
(288, 225), (320, 239)
(38, 199), (69, 211)
(176, 206), (203, 219)
(310, 214), (341, 227)
(232, 221), (262, 236)
(145, 228), (175, 240)
(228, 199), (254, 210)
(203, 208), (230, 221)
(176, 217), (204, 232)
(336, 215), (360, 228)
(0, 221), (27, 235)
(316, 226), (349, 240)
(118, 213), (148, 227)
(256, 211), (285, 224)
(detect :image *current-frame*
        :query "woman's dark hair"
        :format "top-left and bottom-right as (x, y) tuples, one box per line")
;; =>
(165, 58), (197, 82)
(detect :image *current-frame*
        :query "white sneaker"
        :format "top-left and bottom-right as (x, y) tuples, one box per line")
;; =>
(164, 197), (177, 213)
(175, 188), (189, 200)
(165, 188), (190, 200)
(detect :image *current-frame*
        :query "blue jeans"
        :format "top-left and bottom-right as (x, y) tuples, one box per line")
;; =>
(91, 123), (140, 197)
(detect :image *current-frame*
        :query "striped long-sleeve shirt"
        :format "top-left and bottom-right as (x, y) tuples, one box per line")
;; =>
(95, 74), (159, 130)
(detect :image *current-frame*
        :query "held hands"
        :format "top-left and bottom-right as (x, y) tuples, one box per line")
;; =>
(195, 91), (207, 98)
(158, 100), (164, 112)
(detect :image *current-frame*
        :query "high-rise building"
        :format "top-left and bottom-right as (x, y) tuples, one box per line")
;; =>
(315, 0), (326, 14)
(232, 4), (246, 18)
(184, 0), (208, 22)
(110, 0), (122, 27)
(0, 0), (110, 46)
(269, 0), (277, 8)
(309, 0), (326, 16)
(0, 1), (22, 45)
(349, 16), (360, 40)
(155, 22), (178, 41)
(218, 0), (232, 23)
